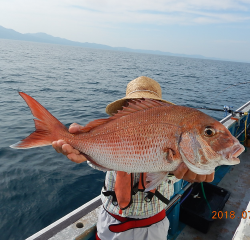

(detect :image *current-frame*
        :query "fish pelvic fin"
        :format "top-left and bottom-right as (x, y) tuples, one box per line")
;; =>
(145, 172), (169, 191)
(10, 92), (68, 149)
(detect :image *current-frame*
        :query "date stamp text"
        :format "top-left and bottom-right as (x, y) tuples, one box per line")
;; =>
(212, 211), (250, 219)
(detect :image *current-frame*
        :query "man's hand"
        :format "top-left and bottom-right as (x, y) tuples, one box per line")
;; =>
(52, 123), (87, 163)
(172, 163), (214, 182)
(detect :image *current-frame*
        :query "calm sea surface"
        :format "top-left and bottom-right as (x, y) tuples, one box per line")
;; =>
(0, 39), (250, 240)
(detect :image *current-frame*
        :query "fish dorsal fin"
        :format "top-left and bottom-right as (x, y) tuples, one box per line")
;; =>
(113, 98), (168, 118)
(80, 98), (169, 132)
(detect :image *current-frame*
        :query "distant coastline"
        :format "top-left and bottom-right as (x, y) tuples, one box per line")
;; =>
(0, 25), (242, 63)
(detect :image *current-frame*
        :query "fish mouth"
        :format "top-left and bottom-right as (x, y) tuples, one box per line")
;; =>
(219, 144), (244, 164)
(227, 145), (245, 161)
(231, 145), (245, 158)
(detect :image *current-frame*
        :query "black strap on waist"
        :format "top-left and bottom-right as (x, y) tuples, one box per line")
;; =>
(102, 190), (118, 206)
(144, 190), (170, 205)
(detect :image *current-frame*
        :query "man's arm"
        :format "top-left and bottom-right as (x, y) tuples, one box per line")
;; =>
(52, 123), (214, 182)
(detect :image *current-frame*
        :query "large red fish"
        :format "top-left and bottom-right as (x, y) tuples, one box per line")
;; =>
(11, 92), (244, 190)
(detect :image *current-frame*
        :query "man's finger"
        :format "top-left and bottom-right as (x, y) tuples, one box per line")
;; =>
(195, 174), (206, 183)
(69, 123), (83, 134)
(61, 144), (80, 155)
(205, 172), (215, 182)
(67, 153), (87, 163)
(183, 170), (197, 182)
(52, 141), (59, 152)
(173, 163), (189, 179)
(52, 140), (67, 154)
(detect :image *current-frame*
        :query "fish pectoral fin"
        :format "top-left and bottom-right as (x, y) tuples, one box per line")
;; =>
(145, 172), (169, 191)
(164, 148), (180, 163)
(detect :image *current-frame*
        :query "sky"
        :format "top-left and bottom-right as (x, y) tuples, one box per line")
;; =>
(1, 0), (250, 62)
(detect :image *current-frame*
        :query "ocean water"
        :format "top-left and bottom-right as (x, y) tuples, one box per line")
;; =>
(0, 39), (250, 240)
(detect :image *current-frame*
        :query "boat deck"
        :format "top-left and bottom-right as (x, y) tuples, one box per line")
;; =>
(176, 147), (250, 240)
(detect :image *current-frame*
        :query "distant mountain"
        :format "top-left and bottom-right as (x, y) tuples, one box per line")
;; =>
(0, 25), (214, 60)
(0, 26), (114, 49)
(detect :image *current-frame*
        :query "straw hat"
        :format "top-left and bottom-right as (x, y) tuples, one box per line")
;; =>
(106, 76), (174, 115)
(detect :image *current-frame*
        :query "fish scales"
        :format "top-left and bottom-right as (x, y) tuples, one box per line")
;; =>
(63, 106), (207, 173)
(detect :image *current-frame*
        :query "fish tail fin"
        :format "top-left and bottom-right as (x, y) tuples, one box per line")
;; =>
(10, 92), (68, 149)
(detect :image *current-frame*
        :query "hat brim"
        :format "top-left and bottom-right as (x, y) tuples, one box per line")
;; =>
(106, 92), (174, 115)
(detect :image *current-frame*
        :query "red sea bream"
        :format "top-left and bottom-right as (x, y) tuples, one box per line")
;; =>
(11, 92), (244, 189)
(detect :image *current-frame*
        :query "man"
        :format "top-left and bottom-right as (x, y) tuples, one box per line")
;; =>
(52, 76), (214, 240)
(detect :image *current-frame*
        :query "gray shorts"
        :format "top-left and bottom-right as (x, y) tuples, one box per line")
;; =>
(96, 207), (169, 240)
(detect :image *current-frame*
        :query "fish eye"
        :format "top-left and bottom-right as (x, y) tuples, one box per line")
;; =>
(204, 126), (216, 137)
